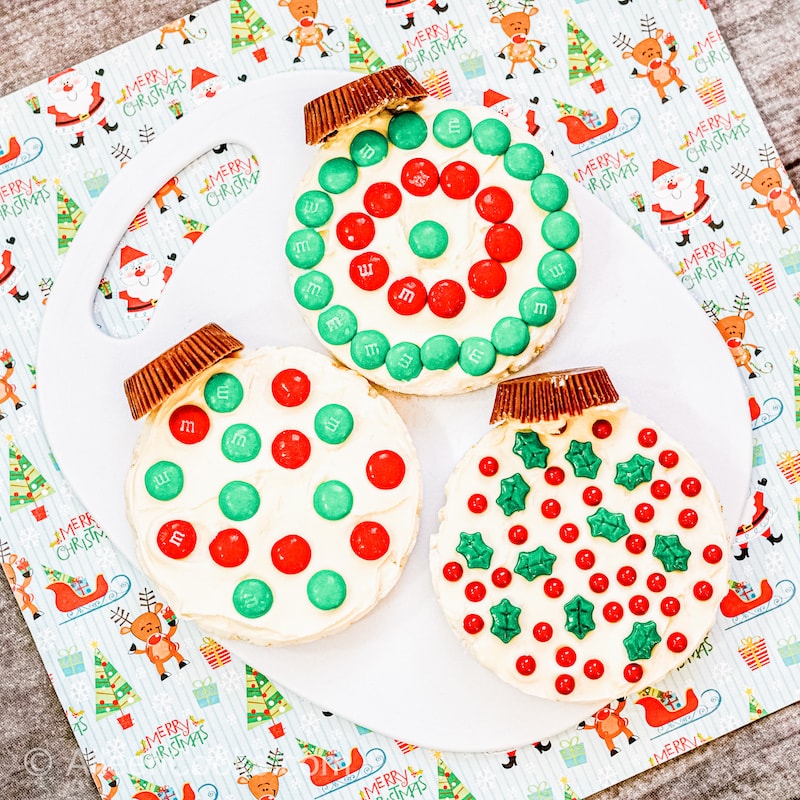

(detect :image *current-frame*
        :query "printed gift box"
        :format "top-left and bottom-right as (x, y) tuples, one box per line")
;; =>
(777, 635), (800, 666)
(695, 76), (726, 108)
(527, 781), (554, 800)
(58, 646), (85, 676)
(84, 168), (109, 198)
(422, 68), (452, 99)
(559, 736), (587, 768)
(738, 636), (771, 671)
(777, 451), (800, 484)
(459, 50), (485, 80)
(780, 245), (800, 275)
(744, 262), (776, 295)
(199, 636), (232, 669)
(192, 677), (220, 708)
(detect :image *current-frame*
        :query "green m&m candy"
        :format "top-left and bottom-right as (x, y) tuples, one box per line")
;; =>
(350, 129), (389, 166)
(472, 118), (511, 155)
(285, 228), (325, 269)
(504, 142), (544, 181)
(421, 335), (459, 370)
(318, 305), (358, 345)
(385, 342), (423, 382)
(409, 220), (448, 258)
(144, 460), (184, 501)
(387, 111), (428, 149)
(294, 270), (334, 310)
(531, 173), (569, 212)
(313, 480), (353, 520)
(219, 480), (261, 521)
(318, 157), (358, 194)
(233, 578), (273, 618)
(204, 372), (244, 413)
(542, 210), (580, 250)
(295, 190), (333, 227)
(538, 250), (577, 292)
(307, 569), (347, 610)
(351, 329), (390, 370)
(491, 316), (530, 356)
(433, 108), (472, 148)
(459, 337), (497, 376)
(221, 423), (262, 462)
(314, 403), (354, 445)
(519, 286), (557, 327)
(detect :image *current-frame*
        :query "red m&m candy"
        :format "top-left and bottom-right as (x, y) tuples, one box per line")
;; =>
(400, 158), (439, 196)
(271, 534), (312, 574)
(440, 161), (480, 199)
(468, 259), (507, 299)
(485, 223), (523, 262)
(209, 527), (249, 567)
(475, 186), (513, 222)
(350, 252), (390, 291)
(388, 277), (427, 315)
(272, 368), (311, 407)
(363, 181), (402, 217)
(169, 405), (210, 445)
(350, 521), (391, 561)
(366, 450), (406, 489)
(157, 519), (197, 559)
(428, 279), (466, 318)
(336, 212), (375, 250)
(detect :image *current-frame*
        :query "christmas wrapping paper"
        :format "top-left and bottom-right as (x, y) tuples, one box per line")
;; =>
(2, 1), (800, 798)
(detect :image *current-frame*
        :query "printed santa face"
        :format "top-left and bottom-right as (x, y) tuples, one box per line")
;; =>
(190, 67), (230, 106)
(48, 68), (93, 117)
(651, 163), (697, 216)
(118, 247), (167, 303)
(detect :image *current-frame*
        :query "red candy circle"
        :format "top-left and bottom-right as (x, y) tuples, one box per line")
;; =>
(703, 544), (723, 564)
(647, 572), (667, 592)
(545, 466), (565, 485)
(157, 520), (197, 559)
(617, 566), (637, 586)
(388, 276), (427, 315)
(583, 486), (602, 506)
(575, 549), (595, 570)
(556, 646), (576, 667)
(681, 477), (702, 497)
(363, 181), (402, 217)
(624, 663), (643, 683)
(541, 498), (561, 519)
(468, 493), (488, 513)
(366, 450), (406, 489)
(209, 528), (249, 568)
(559, 523), (579, 543)
(678, 508), (698, 529)
(443, 561), (463, 582)
(629, 595), (650, 615)
(336, 212), (375, 250)
(466, 581), (486, 602)
(468, 259), (507, 298)
(533, 621), (553, 641)
(272, 368), (310, 407)
(626, 534), (647, 554)
(592, 419), (613, 439)
(428, 279), (466, 318)
(440, 161), (480, 199)
(271, 429), (311, 469)
(509, 524), (528, 544)
(475, 186), (513, 222)
(479, 457), (499, 476)
(584, 659), (605, 679)
(516, 655), (536, 676)
(589, 573), (609, 593)
(350, 252), (390, 291)
(169, 405), (210, 445)
(659, 449), (679, 468)
(485, 223), (523, 262)
(661, 596), (680, 616)
(464, 614), (484, 634)
(544, 578), (564, 598)
(400, 158), (439, 196)
(271, 534), (312, 574)
(638, 428), (658, 447)
(635, 503), (655, 523)
(694, 581), (714, 600)
(492, 567), (512, 588)
(603, 601), (624, 622)
(667, 632), (688, 652)
(555, 674), (575, 695)
(651, 480), (671, 499)
(350, 521), (391, 561)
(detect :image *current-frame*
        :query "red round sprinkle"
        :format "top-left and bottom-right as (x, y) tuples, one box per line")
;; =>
(209, 528), (249, 568)
(468, 493), (488, 514)
(157, 520), (197, 559)
(475, 186), (513, 222)
(556, 646), (576, 667)
(516, 655), (536, 676)
(583, 486), (603, 506)
(603, 601), (624, 622)
(468, 258), (507, 298)
(635, 503), (655, 523)
(363, 181), (402, 217)
(659, 449), (679, 468)
(647, 572), (667, 592)
(272, 368), (310, 407)
(592, 419), (613, 439)
(479, 456), (499, 476)
(694, 581), (714, 601)
(466, 581), (486, 602)
(626, 534), (647, 555)
(533, 621), (553, 642)
(629, 595), (650, 615)
(544, 578), (564, 598)
(624, 663), (643, 683)
(703, 544), (723, 564)
(350, 521), (390, 561)
(509, 524), (528, 544)
(667, 632), (688, 652)
(638, 428), (658, 447)
(443, 561), (463, 582)
(428, 279), (466, 318)
(555, 674), (575, 695)
(651, 480), (671, 500)
(271, 534), (312, 574)
(617, 566), (637, 586)
(464, 614), (484, 634)
(366, 449), (406, 489)
(681, 477), (702, 497)
(440, 160), (480, 199)
(559, 523), (579, 543)
(485, 223), (523, 262)
(584, 659), (605, 679)
(169, 405), (210, 445)
(541, 498), (561, 519)
(575, 549), (595, 570)
(336, 212), (375, 250)
(661, 596), (680, 616)
(589, 573), (609, 593)
(350, 251), (390, 291)
(678, 508), (698, 529)
(400, 158), (439, 196)
(388, 276), (427, 315)
(271, 429), (311, 470)
(492, 567), (512, 588)
(544, 467), (565, 486)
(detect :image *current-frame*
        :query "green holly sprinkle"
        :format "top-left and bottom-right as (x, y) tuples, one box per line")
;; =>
(490, 597), (521, 643)
(623, 620), (662, 661)
(456, 531), (493, 569)
(587, 507), (630, 542)
(496, 472), (530, 516)
(652, 533), (691, 572)
(565, 440), (601, 478)
(512, 430), (550, 470)
(564, 595), (595, 640)
(514, 545), (556, 581)
(614, 453), (655, 490)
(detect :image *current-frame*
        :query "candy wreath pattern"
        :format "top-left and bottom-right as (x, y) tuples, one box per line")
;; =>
(286, 100), (581, 395)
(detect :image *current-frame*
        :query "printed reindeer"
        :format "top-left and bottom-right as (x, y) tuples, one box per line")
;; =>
(1, 539), (42, 620)
(578, 698), (638, 756)
(702, 294), (772, 379)
(489, 0), (552, 80)
(235, 751), (287, 799)
(111, 588), (188, 680)
(155, 16), (206, 49)
(0, 347), (25, 420)
(733, 145), (800, 234)
(278, 0), (337, 63)
(613, 15), (686, 103)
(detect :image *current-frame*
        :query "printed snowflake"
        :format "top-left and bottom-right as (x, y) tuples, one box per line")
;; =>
(764, 309), (788, 334)
(70, 677), (92, 705)
(595, 765), (623, 787)
(204, 38), (228, 64)
(158, 216), (179, 239)
(471, 24), (497, 50)
(295, 708), (323, 735)
(763, 549), (786, 572)
(710, 658), (735, 684)
(473, 765), (499, 792)
(748, 221), (773, 245)
(59, 152), (80, 176)
(102, 736), (126, 762)
(217, 666), (241, 693)
(16, 524), (39, 549)
(0, 101), (14, 128)
(628, 79), (650, 105)
(658, 108), (680, 134)
(151, 689), (176, 713)
(25, 215), (46, 238)
(36, 625), (56, 650)
(14, 409), (41, 437)
(205, 744), (230, 771)
(92, 545), (120, 572)
(16, 306), (42, 332)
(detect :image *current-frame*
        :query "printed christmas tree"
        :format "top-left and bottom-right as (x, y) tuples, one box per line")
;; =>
(792, 350), (800, 426)
(56, 182), (86, 254)
(94, 646), (141, 726)
(129, 774), (171, 797)
(561, 776), (581, 800)
(746, 687), (768, 721)
(8, 435), (54, 521)
(346, 18), (386, 73)
(246, 663), (292, 731)
(565, 11), (611, 93)
(231, 0), (275, 61)
(180, 214), (209, 243)
(296, 737), (346, 768)
(436, 754), (476, 800)
(41, 564), (90, 595)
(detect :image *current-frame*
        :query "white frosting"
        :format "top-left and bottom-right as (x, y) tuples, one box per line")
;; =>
(126, 346), (421, 646)
(288, 100), (581, 395)
(430, 399), (730, 703)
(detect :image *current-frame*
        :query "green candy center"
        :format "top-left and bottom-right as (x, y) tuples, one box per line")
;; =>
(387, 111), (428, 150)
(233, 578), (273, 618)
(314, 404), (354, 445)
(313, 480), (353, 520)
(204, 372), (244, 413)
(409, 220), (448, 258)
(144, 460), (184, 501)
(218, 480), (260, 521)
(433, 108), (472, 147)
(307, 569), (347, 610)
(221, 423), (261, 462)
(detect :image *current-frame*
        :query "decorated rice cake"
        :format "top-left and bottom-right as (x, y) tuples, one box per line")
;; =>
(285, 66), (581, 395)
(430, 367), (730, 703)
(124, 324), (421, 645)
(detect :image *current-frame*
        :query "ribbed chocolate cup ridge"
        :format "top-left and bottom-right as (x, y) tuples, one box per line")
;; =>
(124, 322), (244, 420)
(490, 367), (619, 424)
(304, 65), (428, 145)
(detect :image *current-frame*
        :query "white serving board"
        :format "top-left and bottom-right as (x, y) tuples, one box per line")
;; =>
(37, 70), (752, 753)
